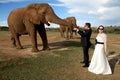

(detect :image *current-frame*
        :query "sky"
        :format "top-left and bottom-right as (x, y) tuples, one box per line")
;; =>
(0, 0), (120, 27)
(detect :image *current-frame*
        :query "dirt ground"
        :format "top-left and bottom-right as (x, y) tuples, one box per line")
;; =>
(0, 31), (120, 80)
(0, 31), (67, 61)
(0, 31), (120, 61)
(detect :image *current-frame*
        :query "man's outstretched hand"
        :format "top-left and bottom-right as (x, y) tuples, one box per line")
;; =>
(73, 27), (79, 31)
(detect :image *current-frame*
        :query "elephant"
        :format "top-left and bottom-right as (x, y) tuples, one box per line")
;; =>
(8, 3), (71, 52)
(59, 17), (77, 39)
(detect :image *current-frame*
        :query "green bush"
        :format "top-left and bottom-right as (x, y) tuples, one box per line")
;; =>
(0, 26), (9, 31)
(91, 26), (120, 34)
(1, 26), (119, 34)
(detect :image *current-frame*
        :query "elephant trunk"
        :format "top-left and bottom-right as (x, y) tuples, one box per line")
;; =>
(46, 8), (70, 26)
(49, 16), (69, 26)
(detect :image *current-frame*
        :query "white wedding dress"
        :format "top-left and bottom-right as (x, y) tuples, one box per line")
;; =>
(88, 33), (112, 75)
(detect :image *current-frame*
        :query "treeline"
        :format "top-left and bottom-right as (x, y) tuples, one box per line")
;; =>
(91, 26), (120, 34)
(46, 26), (120, 34)
(0, 26), (9, 31)
(0, 26), (120, 34)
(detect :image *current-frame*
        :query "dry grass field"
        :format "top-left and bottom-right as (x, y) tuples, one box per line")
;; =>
(0, 31), (120, 80)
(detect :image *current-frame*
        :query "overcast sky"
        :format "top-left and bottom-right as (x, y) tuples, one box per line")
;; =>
(0, 0), (120, 27)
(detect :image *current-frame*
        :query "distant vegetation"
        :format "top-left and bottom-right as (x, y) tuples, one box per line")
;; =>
(0, 26), (120, 34)
(92, 26), (120, 34)
(46, 26), (120, 34)
(104, 26), (120, 34)
(0, 26), (9, 31)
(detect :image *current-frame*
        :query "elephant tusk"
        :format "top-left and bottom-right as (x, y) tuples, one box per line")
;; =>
(48, 21), (51, 24)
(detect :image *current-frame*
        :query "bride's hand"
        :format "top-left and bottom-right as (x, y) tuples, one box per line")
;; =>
(105, 51), (108, 56)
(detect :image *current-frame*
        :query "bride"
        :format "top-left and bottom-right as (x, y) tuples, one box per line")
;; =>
(88, 25), (112, 75)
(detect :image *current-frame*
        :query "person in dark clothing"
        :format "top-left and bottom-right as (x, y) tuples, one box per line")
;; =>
(73, 23), (92, 67)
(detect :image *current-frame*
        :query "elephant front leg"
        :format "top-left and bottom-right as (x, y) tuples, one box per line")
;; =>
(29, 28), (39, 52)
(36, 24), (50, 50)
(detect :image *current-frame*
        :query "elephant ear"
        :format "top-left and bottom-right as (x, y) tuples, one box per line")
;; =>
(24, 4), (48, 25)
(24, 8), (41, 25)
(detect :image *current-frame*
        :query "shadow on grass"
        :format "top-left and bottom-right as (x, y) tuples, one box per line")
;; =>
(47, 40), (83, 50)
(23, 40), (82, 51)
(23, 40), (95, 51)
(109, 53), (120, 73)
(62, 40), (81, 47)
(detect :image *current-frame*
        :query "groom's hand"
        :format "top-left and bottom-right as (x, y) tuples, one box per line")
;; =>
(73, 27), (78, 31)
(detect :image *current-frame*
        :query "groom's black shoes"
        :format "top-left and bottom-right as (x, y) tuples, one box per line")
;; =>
(82, 64), (89, 67)
(80, 61), (90, 64)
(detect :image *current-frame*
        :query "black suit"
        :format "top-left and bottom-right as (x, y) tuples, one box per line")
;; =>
(78, 29), (92, 66)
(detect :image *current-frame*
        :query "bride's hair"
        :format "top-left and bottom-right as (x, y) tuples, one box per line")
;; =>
(97, 25), (104, 32)
(98, 25), (104, 30)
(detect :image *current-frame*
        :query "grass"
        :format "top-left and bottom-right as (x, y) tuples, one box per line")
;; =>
(0, 31), (9, 37)
(0, 41), (83, 80)
(0, 31), (120, 80)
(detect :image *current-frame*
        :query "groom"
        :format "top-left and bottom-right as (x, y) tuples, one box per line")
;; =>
(73, 23), (92, 67)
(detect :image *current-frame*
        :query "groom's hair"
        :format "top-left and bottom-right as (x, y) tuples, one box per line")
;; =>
(85, 23), (91, 28)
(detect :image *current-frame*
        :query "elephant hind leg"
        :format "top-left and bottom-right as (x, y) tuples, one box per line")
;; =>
(62, 31), (65, 38)
(11, 34), (23, 49)
(70, 31), (73, 39)
(66, 28), (69, 40)
(14, 34), (23, 49)
(11, 32), (23, 49)
(60, 30), (65, 38)
(9, 26), (23, 49)
(11, 35), (16, 47)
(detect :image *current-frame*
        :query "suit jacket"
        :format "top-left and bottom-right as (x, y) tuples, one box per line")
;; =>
(78, 29), (92, 47)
